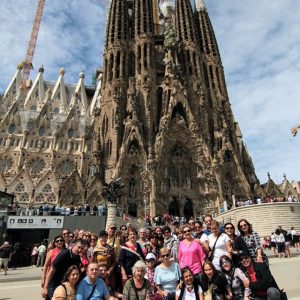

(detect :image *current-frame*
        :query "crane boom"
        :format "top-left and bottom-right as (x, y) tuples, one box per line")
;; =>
(22, 0), (45, 81)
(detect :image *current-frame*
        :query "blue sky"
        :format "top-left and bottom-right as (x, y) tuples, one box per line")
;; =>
(0, 0), (299, 184)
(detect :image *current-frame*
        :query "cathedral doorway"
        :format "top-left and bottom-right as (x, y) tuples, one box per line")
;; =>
(168, 197), (179, 216)
(184, 198), (194, 220)
(128, 203), (137, 217)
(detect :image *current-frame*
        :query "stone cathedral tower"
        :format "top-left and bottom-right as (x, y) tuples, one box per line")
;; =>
(97, 0), (260, 218)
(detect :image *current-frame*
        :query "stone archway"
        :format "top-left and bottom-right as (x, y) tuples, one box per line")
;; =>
(169, 197), (179, 216)
(183, 198), (194, 219)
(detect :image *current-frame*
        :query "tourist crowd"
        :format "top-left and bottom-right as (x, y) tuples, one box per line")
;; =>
(9, 215), (291, 300)
(7, 203), (113, 217)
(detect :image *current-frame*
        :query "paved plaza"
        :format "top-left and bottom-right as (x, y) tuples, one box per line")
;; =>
(0, 250), (299, 300)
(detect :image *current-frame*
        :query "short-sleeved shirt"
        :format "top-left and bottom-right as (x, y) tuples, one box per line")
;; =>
(51, 249), (81, 286)
(76, 277), (109, 300)
(154, 262), (181, 293)
(175, 285), (203, 300)
(52, 282), (76, 300)
(208, 233), (230, 270)
(0, 246), (12, 258)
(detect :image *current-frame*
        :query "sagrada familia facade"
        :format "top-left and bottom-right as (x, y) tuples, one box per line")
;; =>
(2, 0), (296, 218)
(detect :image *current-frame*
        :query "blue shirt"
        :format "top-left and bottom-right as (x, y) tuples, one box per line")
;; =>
(154, 262), (181, 293)
(76, 276), (109, 300)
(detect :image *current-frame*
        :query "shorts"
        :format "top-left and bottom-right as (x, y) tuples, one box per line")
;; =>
(0, 258), (9, 268)
(277, 242), (285, 253)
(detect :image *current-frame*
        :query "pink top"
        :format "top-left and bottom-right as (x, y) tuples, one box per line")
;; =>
(178, 239), (206, 275)
(50, 248), (62, 265)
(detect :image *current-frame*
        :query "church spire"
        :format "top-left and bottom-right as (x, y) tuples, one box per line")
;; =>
(195, 0), (206, 11)
(175, 0), (197, 43)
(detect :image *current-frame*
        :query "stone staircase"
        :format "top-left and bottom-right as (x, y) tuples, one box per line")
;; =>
(215, 202), (300, 237)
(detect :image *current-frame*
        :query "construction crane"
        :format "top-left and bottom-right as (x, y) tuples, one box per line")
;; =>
(21, 0), (45, 82)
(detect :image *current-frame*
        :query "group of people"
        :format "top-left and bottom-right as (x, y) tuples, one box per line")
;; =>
(37, 215), (287, 300)
(268, 226), (300, 258)
(8, 203), (110, 217)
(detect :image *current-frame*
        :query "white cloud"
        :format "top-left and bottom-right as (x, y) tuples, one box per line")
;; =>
(0, 0), (299, 184)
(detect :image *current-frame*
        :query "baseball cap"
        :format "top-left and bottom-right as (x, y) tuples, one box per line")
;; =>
(99, 230), (108, 237)
(145, 252), (156, 261)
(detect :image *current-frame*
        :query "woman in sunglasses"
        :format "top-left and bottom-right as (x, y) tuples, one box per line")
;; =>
(178, 225), (206, 280)
(219, 255), (250, 300)
(223, 222), (249, 267)
(41, 235), (65, 288)
(154, 247), (181, 300)
(237, 219), (268, 265)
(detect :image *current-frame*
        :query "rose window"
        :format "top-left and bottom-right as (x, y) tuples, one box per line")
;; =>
(19, 193), (29, 202)
(35, 193), (45, 203)
(42, 184), (52, 193)
(27, 157), (46, 176)
(0, 156), (13, 174)
(15, 183), (25, 193)
(57, 159), (75, 176)
(47, 193), (57, 203)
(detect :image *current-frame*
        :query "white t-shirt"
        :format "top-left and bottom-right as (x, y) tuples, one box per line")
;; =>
(208, 233), (230, 270)
(176, 285), (203, 300)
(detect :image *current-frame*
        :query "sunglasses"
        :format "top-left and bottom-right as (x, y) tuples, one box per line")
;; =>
(183, 230), (191, 233)
(240, 224), (248, 228)
(221, 260), (230, 266)
(161, 254), (170, 258)
(55, 240), (63, 243)
(240, 256), (249, 261)
(225, 227), (234, 230)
